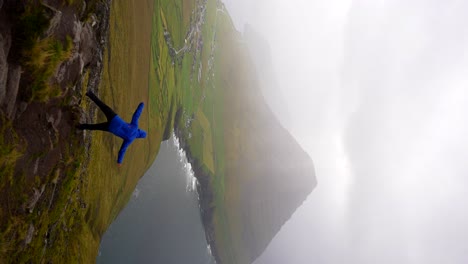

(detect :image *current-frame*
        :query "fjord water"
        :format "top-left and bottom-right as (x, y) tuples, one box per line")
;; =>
(97, 137), (215, 264)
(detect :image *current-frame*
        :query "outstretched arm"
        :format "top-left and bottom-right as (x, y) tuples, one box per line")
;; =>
(117, 140), (132, 164)
(131, 102), (145, 126)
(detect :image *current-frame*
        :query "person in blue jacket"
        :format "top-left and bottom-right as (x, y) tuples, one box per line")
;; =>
(78, 91), (147, 166)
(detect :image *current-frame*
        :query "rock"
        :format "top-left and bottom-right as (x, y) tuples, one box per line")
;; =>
(54, 109), (62, 128)
(70, 95), (79, 106)
(46, 109), (62, 130)
(0, 54), (7, 103)
(73, 21), (83, 45)
(33, 158), (40, 175)
(5, 65), (21, 119)
(52, 169), (60, 184)
(79, 23), (96, 67)
(24, 224), (35, 245)
(78, 54), (85, 74)
(16, 101), (28, 117)
(46, 113), (55, 125)
(78, 111), (87, 126)
(89, 14), (97, 28)
(56, 54), (82, 88)
(55, 62), (67, 84)
(27, 185), (46, 213)
(80, 1), (87, 17)
(0, 30), (11, 104)
(45, 12), (62, 38)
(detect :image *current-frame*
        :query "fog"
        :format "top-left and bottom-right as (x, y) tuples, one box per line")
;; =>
(222, 0), (468, 263)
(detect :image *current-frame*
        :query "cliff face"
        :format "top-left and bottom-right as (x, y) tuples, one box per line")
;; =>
(0, 0), (111, 262)
(196, 10), (317, 264)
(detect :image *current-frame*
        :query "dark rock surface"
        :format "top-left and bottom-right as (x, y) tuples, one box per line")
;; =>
(4, 64), (20, 118)
(0, 8), (11, 104)
(0, 0), (111, 261)
(0, 0), (108, 118)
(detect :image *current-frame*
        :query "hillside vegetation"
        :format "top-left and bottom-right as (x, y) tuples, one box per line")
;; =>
(159, 1), (317, 263)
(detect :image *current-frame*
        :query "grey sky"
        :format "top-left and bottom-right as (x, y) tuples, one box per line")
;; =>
(222, 0), (468, 263)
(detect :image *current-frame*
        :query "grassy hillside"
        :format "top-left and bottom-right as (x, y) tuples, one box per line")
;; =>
(0, 0), (164, 262)
(95, 1), (316, 263)
(79, 0), (158, 260)
(160, 1), (317, 263)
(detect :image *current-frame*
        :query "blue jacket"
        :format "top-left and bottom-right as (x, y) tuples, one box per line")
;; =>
(108, 102), (147, 164)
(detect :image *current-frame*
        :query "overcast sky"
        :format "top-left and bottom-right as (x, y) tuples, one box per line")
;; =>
(222, 0), (468, 263)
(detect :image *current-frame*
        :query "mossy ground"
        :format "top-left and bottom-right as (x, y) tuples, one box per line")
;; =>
(0, 0), (100, 262)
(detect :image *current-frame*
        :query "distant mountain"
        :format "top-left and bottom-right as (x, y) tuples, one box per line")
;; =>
(206, 13), (317, 264)
(243, 24), (292, 130)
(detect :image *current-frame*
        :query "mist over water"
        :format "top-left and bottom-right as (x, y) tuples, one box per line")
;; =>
(97, 138), (215, 264)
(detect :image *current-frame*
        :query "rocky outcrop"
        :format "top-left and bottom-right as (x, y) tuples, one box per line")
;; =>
(78, 23), (96, 70)
(42, 3), (62, 38)
(0, 0), (108, 119)
(0, 1), (110, 261)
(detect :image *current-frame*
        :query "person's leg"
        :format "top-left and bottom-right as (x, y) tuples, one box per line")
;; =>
(77, 122), (110, 131)
(86, 91), (117, 121)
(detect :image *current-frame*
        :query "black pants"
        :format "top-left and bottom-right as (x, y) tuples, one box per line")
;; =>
(78, 91), (117, 131)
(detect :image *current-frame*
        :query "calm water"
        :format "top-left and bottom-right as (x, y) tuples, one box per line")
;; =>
(97, 136), (215, 264)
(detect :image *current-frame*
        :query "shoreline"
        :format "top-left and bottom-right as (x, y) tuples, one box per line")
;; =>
(174, 121), (221, 264)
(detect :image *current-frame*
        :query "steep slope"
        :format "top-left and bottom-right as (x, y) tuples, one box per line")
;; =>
(0, 1), (112, 262)
(216, 13), (317, 263)
(0, 0), (158, 262)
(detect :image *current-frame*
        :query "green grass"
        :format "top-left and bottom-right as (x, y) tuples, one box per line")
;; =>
(151, 0), (240, 262)
(14, 4), (74, 102)
(74, 0), (162, 261)
(16, 5), (50, 51)
(24, 36), (74, 101)
(0, 118), (88, 262)
(0, 116), (24, 189)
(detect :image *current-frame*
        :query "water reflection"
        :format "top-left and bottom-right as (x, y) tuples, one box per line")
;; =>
(97, 137), (215, 264)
